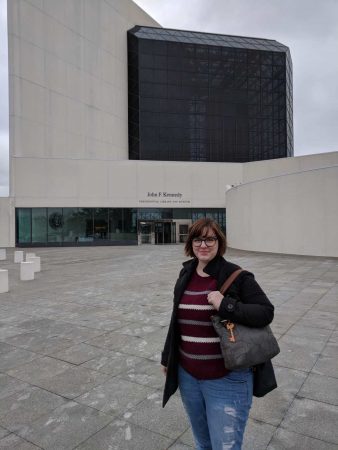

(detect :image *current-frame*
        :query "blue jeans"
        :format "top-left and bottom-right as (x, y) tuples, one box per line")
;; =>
(178, 366), (253, 450)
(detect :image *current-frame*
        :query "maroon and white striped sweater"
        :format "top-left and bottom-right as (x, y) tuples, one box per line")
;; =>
(178, 271), (229, 379)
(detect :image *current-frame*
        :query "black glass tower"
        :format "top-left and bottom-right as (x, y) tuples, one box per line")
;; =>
(128, 26), (293, 162)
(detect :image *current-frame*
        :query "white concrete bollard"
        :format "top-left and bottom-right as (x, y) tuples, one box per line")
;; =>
(14, 250), (24, 263)
(26, 256), (41, 273)
(0, 249), (6, 260)
(20, 261), (35, 281)
(25, 253), (36, 261)
(0, 269), (9, 293)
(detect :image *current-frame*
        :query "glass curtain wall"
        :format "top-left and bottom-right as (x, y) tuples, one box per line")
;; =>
(16, 208), (138, 246)
(17, 208), (31, 243)
(15, 207), (225, 246)
(47, 208), (63, 243)
(108, 209), (137, 242)
(94, 208), (108, 242)
(63, 208), (94, 243)
(128, 26), (293, 162)
(32, 208), (47, 243)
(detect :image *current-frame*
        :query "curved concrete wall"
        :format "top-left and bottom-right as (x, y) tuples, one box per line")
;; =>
(227, 164), (338, 257)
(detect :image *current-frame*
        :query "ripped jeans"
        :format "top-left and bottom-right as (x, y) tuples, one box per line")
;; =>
(178, 366), (253, 450)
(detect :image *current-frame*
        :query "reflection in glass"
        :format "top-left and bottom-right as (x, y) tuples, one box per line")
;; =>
(128, 26), (293, 163)
(124, 209), (138, 235)
(48, 208), (63, 243)
(108, 208), (123, 241)
(32, 208), (47, 243)
(63, 208), (93, 243)
(17, 209), (31, 243)
(15, 208), (224, 246)
(93, 208), (108, 241)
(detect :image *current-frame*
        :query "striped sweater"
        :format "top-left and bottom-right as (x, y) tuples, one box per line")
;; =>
(178, 270), (229, 379)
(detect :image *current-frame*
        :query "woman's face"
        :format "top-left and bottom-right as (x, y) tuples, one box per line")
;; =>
(192, 227), (219, 264)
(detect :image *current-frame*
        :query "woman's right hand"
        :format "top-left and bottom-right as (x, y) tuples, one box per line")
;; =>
(161, 365), (167, 375)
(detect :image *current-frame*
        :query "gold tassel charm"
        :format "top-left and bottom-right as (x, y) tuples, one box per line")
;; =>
(220, 319), (236, 342)
(226, 321), (236, 342)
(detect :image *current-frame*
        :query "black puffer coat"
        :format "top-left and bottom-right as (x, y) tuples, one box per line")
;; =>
(161, 255), (274, 407)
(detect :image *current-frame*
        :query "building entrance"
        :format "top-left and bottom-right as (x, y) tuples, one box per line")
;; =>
(138, 220), (176, 244)
(155, 221), (176, 244)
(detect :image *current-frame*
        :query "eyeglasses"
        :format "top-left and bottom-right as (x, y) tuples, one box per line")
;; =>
(192, 237), (218, 247)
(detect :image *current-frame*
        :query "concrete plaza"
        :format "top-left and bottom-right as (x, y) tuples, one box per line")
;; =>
(0, 245), (337, 449)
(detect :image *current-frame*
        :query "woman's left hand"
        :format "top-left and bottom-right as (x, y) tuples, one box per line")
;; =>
(207, 291), (224, 310)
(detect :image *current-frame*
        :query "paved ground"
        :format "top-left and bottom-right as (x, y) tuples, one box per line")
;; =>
(0, 245), (337, 450)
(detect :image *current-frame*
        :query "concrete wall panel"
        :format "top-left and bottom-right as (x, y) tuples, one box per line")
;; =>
(0, 198), (15, 248)
(227, 164), (338, 257)
(12, 159), (243, 209)
(8, 0), (160, 184)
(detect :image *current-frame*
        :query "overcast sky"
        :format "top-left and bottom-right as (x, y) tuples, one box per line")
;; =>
(0, 0), (338, 196)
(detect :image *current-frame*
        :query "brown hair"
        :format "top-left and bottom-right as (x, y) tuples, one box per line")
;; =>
(184, 217), (227, 257)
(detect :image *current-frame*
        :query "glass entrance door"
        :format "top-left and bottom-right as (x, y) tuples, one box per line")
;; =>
(138, 220), (176, 244)
(155, 222), (164, 244)
(155, 221), (176, 244)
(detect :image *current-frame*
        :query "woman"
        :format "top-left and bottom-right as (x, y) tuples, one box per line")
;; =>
(161, 218), (274, 450)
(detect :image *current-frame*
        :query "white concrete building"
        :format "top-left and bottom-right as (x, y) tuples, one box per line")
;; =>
(1, 0), (338, 257)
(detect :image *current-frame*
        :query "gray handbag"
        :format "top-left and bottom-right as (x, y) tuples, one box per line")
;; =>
(211, 269), (280, 370)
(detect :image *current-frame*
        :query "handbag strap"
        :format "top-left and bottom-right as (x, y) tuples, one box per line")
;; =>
(220, 269), (243, 295)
